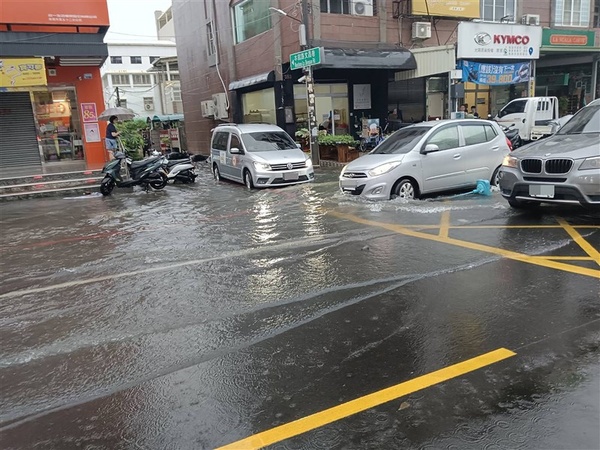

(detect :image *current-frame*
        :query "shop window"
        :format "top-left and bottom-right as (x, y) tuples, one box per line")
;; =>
(294, 83), (349, 134)
(481, 0), (517, 22)
(595, 0), (600, 27)
(111, 74), (130, 85)
(130, 56), (143, 64)
(242, 88), (276, 124)
(110, 56), (123, 64)
(132, 74), (153, 85)
(233, 0), (272, 44)
(555, 0), (591, 26)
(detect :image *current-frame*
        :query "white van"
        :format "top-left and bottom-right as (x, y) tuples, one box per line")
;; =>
(210, 123), (314, 189)
(495, 97), (559, 142)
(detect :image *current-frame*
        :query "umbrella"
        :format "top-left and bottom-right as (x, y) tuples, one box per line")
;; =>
(98, 106), (136, 121)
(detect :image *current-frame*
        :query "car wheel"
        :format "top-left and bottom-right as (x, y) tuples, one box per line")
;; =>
(244, 169), (254, 189)
(100, 176), (115, 196)
(213, 164), (221, 181)
(491, 166), (501, 186)
(391, 178), (418, 200)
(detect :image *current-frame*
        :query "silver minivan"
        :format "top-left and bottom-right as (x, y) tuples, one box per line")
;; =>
(211, 124), (314, 188)
(339, 119), (510, 200)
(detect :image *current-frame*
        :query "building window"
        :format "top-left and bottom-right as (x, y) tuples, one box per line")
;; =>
(111, 74), (130, 85)
(233, 0), (272, 44)
(110, 56), (123, 64)
(150, 56), (160, 64)
(321, 0), (350, 14)
(169, 73), (180, 81)
(555, 0), (591, 26)
(119, 99), (128, 109)
(595, 0), (600, 27)
(242, 88), (276, 123)
(481, 0), (517, 22)
(132, 74), (153, 85)
(130, 56), (143, 64)
(207, 21), (216, 55)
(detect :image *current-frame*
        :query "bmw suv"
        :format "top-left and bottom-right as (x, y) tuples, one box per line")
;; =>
(499, 98), (600, 209)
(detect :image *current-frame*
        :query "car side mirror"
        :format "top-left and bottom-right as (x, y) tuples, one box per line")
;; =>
(421, 143), (440, 154)
(230, 147), (242, 154)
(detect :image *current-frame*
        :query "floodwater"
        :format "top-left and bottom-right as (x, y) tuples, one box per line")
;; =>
(0, 165), (598, 449)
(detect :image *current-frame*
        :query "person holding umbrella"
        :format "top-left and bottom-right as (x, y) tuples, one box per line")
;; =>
(105, 115), (121, 159)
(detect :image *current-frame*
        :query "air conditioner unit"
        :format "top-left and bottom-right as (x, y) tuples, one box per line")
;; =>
(412, 22), (432, 40)
(143, 98), (154, 111)
(521, 14), (540, 25)
(201, 100), (215, 118)
(351, 0), (374, 16)
(212, 93), (229, 120)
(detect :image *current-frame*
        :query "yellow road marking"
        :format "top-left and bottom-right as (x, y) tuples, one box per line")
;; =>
(217, 348), (516, 450)
(530, 256), (593, 261)
(439, 210), (450, 238)
(332, 211), (600, 279)
(556, 217), (600, 267)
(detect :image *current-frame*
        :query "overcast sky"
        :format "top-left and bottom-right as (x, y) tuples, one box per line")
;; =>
(105, 0), (173, 42)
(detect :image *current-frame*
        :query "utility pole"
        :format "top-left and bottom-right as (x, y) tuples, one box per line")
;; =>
(301, 0), (320, 166)
(115, 87), (121, 107)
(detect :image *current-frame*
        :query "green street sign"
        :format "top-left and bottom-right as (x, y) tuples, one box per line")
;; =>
(290, 47), (322, 70)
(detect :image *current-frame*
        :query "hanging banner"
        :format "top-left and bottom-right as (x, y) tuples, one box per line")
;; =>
(0, 58), (47, 88)
(461, 60), (531, 85)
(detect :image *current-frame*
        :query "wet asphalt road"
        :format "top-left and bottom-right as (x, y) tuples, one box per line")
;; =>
(0, 164), (598, 449)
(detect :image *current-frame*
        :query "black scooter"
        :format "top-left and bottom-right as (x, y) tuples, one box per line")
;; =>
(100, 151), (168, 196)
(500, 123), (522, 150)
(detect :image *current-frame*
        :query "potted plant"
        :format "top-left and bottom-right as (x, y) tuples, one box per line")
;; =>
(317, 134), (358, 162)
(295, 128), (310, 151)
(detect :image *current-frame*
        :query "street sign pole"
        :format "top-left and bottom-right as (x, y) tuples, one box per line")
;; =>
(305, 64), (319, 166)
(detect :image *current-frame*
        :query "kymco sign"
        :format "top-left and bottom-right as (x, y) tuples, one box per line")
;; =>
(458, 22), (542, 60)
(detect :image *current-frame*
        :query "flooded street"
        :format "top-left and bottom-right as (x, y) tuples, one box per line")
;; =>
(1, 165), (598, 449)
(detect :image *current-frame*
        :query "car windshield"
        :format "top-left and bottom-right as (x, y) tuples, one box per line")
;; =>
(371, 127), (430, 154)
(557, 105), (600, 134)
(241, 132), (297, 152)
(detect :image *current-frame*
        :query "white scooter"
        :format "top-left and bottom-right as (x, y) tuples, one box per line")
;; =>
(153, 150), (197, 184)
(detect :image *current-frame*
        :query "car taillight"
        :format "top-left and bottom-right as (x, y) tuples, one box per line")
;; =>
(506, 137), (513, 151)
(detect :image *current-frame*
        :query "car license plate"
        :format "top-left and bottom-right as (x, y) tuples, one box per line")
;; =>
(283, 171), (299, 181)
(529, 184), (554, 198)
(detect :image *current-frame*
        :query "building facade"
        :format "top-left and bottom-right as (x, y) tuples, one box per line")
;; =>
(172, 0), (599, 155)
(100, 42), (179, 119)
(0, 0), (110, 173)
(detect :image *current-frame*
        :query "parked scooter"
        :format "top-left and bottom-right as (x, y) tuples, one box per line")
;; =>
(100, 151), (168, 196)
(500, 123), (522, 150)
(161, 151), (197, 184)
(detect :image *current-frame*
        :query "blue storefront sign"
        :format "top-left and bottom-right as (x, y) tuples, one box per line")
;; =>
(461, 60), (531, 85)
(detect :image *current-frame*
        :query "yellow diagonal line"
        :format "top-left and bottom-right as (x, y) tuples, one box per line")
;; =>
(556, 217), (600, 267)
(217, 348), (516, 450)
(439, 210), (450, 238)
(332, 211), (600, 279)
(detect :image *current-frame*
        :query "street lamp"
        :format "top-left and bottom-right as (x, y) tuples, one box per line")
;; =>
(269, 6), (319, 165)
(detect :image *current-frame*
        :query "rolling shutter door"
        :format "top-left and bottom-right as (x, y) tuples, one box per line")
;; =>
(0, 92), (42, 171)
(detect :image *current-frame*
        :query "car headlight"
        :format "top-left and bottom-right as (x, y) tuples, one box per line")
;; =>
(305, 157), (313, 169)
(368, 162), (401, 177)
(579, 156), (600, 170)
(253, 161), (270, 171)
(502, 155), (519, 168)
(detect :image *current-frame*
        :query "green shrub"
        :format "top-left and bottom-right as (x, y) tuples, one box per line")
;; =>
(116, 119), (147, 160)
(317, 134), (357, 146)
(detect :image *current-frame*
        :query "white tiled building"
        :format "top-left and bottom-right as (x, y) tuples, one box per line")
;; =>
(100, 41), (178, 118)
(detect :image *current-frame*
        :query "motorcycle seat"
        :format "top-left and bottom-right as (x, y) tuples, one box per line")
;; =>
(131, 156), (161, 169)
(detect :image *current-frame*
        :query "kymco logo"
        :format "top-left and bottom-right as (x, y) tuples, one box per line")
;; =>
(494, 35), (530, 45)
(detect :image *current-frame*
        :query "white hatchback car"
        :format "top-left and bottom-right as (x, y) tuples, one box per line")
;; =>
(339, 119), (510, 200)
(210, 123), (314, 188)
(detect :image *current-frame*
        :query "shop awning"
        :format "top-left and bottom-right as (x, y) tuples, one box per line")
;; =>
(0, 32), (108, 62)
(150, 114), (184, 122)
(394, 45), (456, 81)
(320, 47), (416, 70)
(229, 71), (275, 90)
